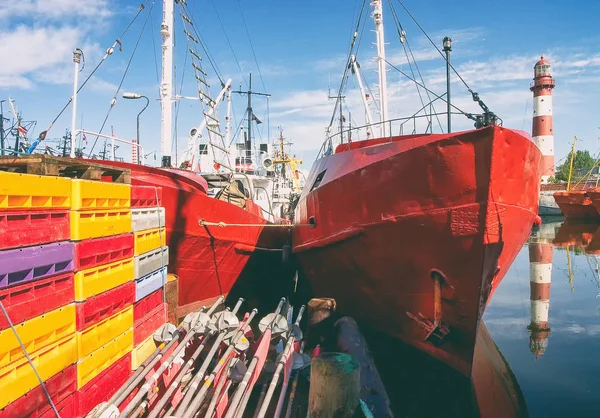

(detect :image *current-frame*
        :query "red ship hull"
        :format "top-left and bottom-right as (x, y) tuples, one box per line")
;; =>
(97, 161), (291, 317)
(292, 126), (541, 376)
(553, 191), (599, 220)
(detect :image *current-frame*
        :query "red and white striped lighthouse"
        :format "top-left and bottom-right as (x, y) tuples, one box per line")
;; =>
(528, 235), (552, 358)
(530, 56), (556, 183)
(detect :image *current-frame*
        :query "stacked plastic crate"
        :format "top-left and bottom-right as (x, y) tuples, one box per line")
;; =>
(0, 172), (77, 417)
(70, 179), (135, 417)
(130, 186), (168, 370)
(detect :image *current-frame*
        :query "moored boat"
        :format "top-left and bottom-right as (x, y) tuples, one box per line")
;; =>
(292, 0), (541, 376)
(553, 190), (599, 220)
(294, 126), (540, 376)
(96, 161), (292, 317)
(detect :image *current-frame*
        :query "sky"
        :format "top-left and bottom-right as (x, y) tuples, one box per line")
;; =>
(2, 0), (600, 171)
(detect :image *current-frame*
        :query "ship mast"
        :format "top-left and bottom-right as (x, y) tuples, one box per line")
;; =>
(160, 0), (174, 167)
(372, 0), (389, 137)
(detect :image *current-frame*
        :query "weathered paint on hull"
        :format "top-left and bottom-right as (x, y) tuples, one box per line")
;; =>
(293, 126), (541, 376)
(553, 191), (599, 220)
(585, 188), (600, 216)
(94, 161), (291, 317)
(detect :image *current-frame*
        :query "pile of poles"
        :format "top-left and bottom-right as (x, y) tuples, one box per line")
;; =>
(88, 296), (311, 418)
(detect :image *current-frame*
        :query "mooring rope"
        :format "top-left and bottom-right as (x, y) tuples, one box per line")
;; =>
(198, 219), (311, 228)
(0, 300), (61, 417)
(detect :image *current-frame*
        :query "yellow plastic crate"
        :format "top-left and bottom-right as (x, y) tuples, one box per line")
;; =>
(77, 328), (133, 388)
(134, 228), (166, 256)
(70, 209), (132, 241)
(0, 171), (71, 210)
(0, 334), (77, 409)
(77, 306), (133, 359)
(74, 258), (134, 301)
(131, 333), (160, 370)
(0, 304), (75, 368)
(71, 179), (131, 211)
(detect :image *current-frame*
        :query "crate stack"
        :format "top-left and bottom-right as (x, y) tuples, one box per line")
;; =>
(0, 171), (173, 417)
(70, 179), (136, 417)
(0, 172), (78, 417)
(130, 186), (168, 370)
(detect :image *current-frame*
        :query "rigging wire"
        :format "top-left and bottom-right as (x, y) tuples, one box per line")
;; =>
(149, 4), (161, 98)
(395, 0), (472, 93)
(389, 0), (443, 133)
(328, 0), (368, 134)
(209, 0), (247, 88)
(236, 0), (267, 93)
(89, 1), (154, 156)
(41, 2), (150, 139)
(180, 1), (224, 86)
(384, 59), (472, 118)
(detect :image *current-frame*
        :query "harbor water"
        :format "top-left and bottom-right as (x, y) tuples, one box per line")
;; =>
(364, 218), (600, 417)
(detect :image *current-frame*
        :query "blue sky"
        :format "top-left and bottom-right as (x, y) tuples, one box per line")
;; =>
(2, 0), (600, 170)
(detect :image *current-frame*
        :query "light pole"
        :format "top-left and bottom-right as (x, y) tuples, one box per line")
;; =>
(443, 36), (452, 133)
(123, 92), (149, 164)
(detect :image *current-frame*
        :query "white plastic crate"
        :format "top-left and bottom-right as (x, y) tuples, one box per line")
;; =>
(134, 246), (169, 280)
(131, 207), (165, 232)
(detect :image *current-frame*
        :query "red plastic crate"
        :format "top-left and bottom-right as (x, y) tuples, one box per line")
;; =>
(0, 211), (70, 251)
(134, 303), (166, 346)
(133, 288), (164, 323)
(75, 352), (132, 418)
(39, 394), (75, 418)
(0, 272), (74, 331)
(75, 281), (135, 331)
(0, 364), (76, 418)
(74, 234), (134, 271)
(131, 186), (163, 208)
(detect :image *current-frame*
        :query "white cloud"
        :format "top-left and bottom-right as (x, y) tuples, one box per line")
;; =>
(0, 0), (113, 20)
(0, 0), (116, 91)
(0, 26), (80, 88)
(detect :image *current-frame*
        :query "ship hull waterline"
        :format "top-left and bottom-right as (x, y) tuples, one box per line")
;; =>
(92, 161), (292, 317)
(293, 126), (541, 376)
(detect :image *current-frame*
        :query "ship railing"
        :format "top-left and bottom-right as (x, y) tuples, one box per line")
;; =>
(318, 111), (459, 159)
(76, 129), (146, 165)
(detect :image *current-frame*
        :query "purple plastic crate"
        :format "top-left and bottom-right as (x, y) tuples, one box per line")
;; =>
(0, 241), (74, 289)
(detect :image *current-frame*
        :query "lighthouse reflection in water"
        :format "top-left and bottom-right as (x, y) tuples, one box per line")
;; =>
(369, 219), (600, 417)
(483, 218), (600, 417)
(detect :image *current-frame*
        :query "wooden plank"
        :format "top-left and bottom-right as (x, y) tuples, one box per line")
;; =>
(0, 155), (131, 184)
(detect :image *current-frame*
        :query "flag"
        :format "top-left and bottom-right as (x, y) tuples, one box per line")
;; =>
(83, 133), (87, 143)
(17, 123), (27, 135)
(251, 112), (262, 124)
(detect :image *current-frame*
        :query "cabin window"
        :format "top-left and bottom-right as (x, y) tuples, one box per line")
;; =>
(199, 144), (208, 155)
(310, 170), (327, 192)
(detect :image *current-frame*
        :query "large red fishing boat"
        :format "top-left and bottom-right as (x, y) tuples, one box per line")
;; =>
(292, 0), (541, 376)
(100, 161), (291, 317)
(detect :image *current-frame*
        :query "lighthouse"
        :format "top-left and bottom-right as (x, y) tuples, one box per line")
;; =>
(527, 224), (554, 358)
(530, 56), (556, 183)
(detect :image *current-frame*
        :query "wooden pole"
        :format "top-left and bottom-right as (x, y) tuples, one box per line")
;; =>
(308, 352), (360, 418)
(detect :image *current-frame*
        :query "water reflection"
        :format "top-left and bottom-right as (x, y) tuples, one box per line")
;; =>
(364, 217), (600, 416)
(482, 217), (600, 417)
(366, 319), (528, 418)
(527, 221), (556, 358)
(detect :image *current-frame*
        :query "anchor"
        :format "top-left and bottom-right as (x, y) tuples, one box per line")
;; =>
(406, 271), (451, 346)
